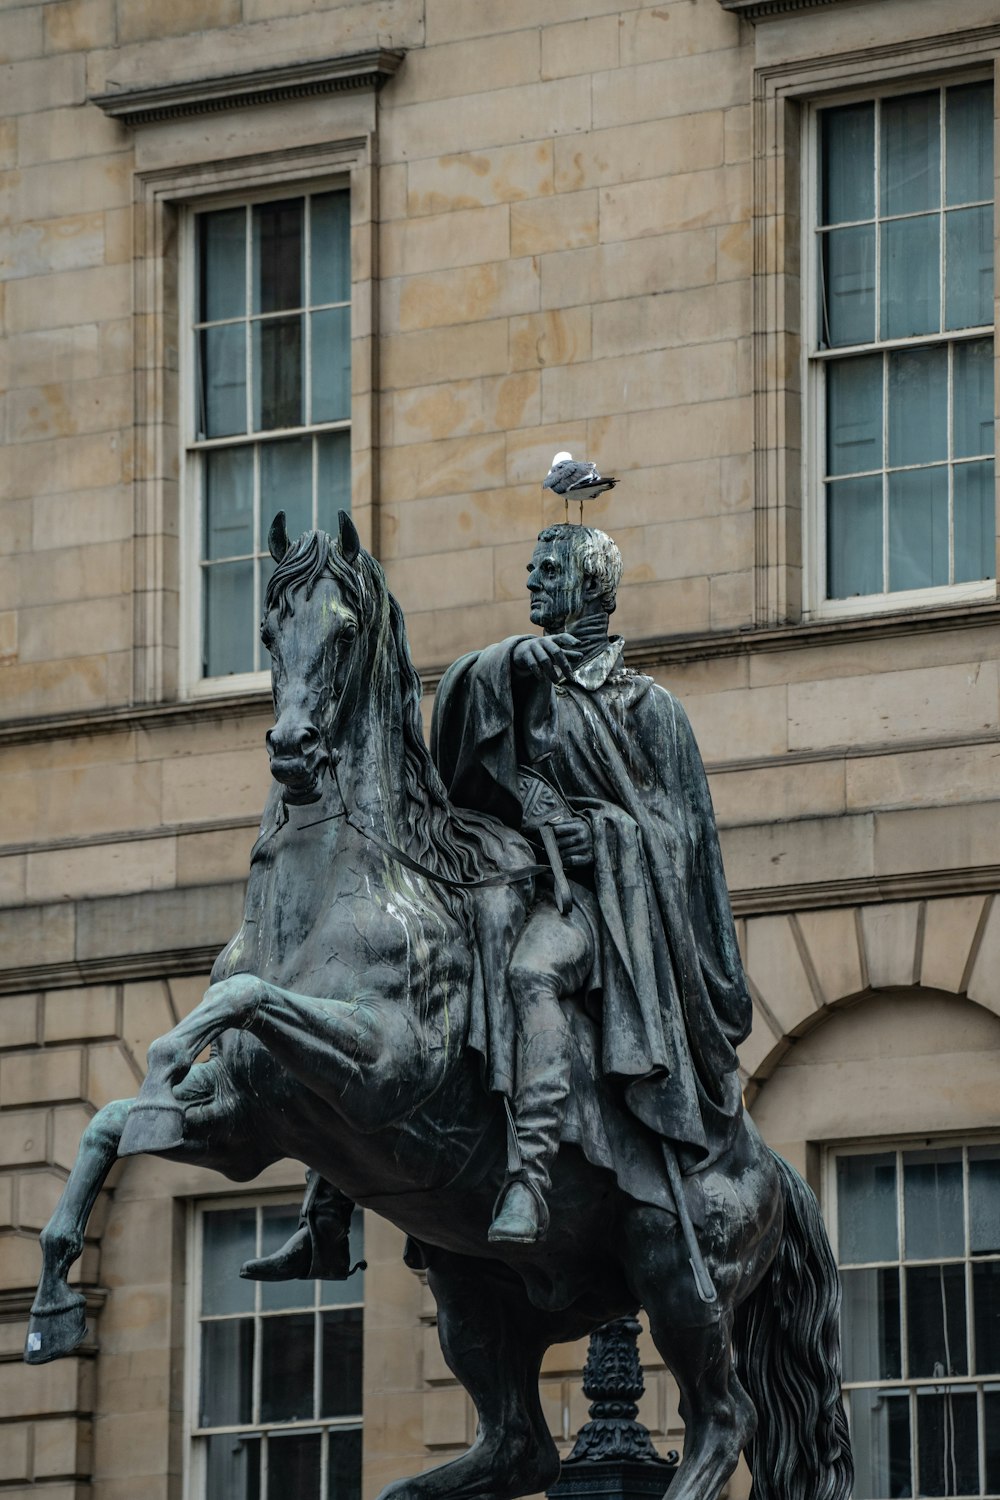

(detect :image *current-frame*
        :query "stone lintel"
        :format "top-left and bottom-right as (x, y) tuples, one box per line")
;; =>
(718, 0), (850, 19)
(91, 48), (405, 126)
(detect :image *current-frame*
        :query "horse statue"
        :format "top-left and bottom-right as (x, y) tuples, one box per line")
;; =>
(24, 513), (852, 1500)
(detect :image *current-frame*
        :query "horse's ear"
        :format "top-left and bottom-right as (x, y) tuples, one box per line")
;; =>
(268, 511), (291, 564)
(338, 510), (361, 565)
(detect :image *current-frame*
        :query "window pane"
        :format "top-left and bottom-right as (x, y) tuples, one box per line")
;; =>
(973, 1262), (1000, 1374)
(267, 1431), (321, 1500)
(970, 1146), (1000, 1254)
(821, 225), (876, 347)
(827, 475), (883, 599)
(986, 1387), (1000, 1492)
(946, 82), (993, 207)
(205, 446), (254, 561)
(253, 316), (304, 431)
(204, 559), (255, 677)
(328, 1428), (362, 1500)
(953, 338), (994, 458)
(317, 430), (352, 530)
(253, 198), (303, 314)
(849, 1387), (911, 1500)
(881, 214), (940, 340)
(888, 345), (948, 468)
(206, 1433), (260, 1500)
(311, 307), (351, 425)
(202, 1208), (256, 1314)
(907, 1264), (969, 1378)
(881, 91), (940, 217)
(260, 1312), (315, 1423)
(200, 324), (247, 439)
(837, 1154), (898, 1263)
(954, 461), (995, 584)
(842, 1267), (902, 1381)
(260, 437), (313, 545)
(915, 1386), (978, 1496)
(904, 1149), (964, 1260)
(199, 208), (246, 323)
(827, 355), (882, 476)
(260, 1205), (312, 1313)
(945, 205), (993, 331)
(200, 1318), (254, 1427)
(311, 191), (351, 305)
(820, 103), (875, 226)
(888, 467), (948, 592)
(321, 1306), (363, 1418)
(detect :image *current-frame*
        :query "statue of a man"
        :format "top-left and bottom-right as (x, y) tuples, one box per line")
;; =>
(244, 523), (753, 1274)
(430, 524), (753, 1242)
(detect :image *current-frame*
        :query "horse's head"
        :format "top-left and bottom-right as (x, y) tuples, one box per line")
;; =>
(261, 510), (372, 805)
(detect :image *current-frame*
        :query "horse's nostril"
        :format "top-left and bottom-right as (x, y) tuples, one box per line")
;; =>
(265, 729), (276, 754)
(299, 727), (319, 753)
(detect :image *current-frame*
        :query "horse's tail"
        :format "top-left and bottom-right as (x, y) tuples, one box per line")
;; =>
(732, 1149), (853, 1500)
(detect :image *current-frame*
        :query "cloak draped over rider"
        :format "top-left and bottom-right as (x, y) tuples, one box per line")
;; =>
(431, 635), (752, 1172)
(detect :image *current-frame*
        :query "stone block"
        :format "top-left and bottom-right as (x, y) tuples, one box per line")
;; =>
(846, 741), (1000, 816)
(392, 26), (538, 106)
(613, 573), (712, 642)
(381, 75), (591, 163)
(382, 203), (509, 278)
(380, 482), (541, 563)
(5, 263), (130, 336)
(2, 154), (131, 229)
(619, 1), (739, 63)
(383, 428), (506, 501)
(0, 904), (75, 972)
(542, 340), (746, 424)
(167, 974), (210, 1018)
(14, 105), (126, 167)
(592, 280), (748, 359)
(593, 51), (744, 132)
(511, 189), (597, 257)
(0, 994), (39, 1050)
(721, 812), (875, 897)
(0, 1229), (42, 1288)
(7, 374), (131, 443)
(0, 1049), (83, 1109)
(795, 908), (865, 1007)
(386, 371), (539, 449)
(404, 596), (526, 669)
(0, 118), (15, 169)
(422, 1386), (470, 1449)
(709, 758), (845, 828)
(0, 1111), (49, 1169)
(724, 104), (752, 165)
(541, 227), (716, 312)
(15, 1170), (66, 1232)
(175, 827), (254, 889)
(0, 324), (100, 388)
(74, 884), (245, 962)
(921, 896), (986, 996)
(600, 163), (750, 245)
(8, 432), (126, 505)
(43, 986), (117, 1044)
(13, 540), (130, 611)
(0, 55), (84, 116)
(160, 747), (268, 825)
(392, 255), (539, 334)
(789, 660), (1000, 755)
(424, 0), (639, 44)
(27, 837), (177, 906)
(511, 308), (593, 376)
(556, 112), (725, 195)
(121, 980), (175, 1067)
(386, 546), (496, 615)
(18, 594), (131, 664)
(542, 14), (619, 80)
(381, 318), (509, 389)
(118, 0), (239, 43)
(0, 8), (43, 62)
(0, 1423), (29, 1483)
(33, 1417), (87, 1480)
(710, 568), (753, 630)
(44, 0), (115, 51)
(744, 915), (820, 1039)
(86, 1043), (141, 1110)
(3, 760), (160, 846)
(874, 802), (1000, 881)
(407, 140), (554, 218)
(682, 684), (787, 762)
(0, 654), (114, 722)
(860, 903), (921, 991)
(964, 898), (1000, 1018)
(50, 1104), (94, 1171)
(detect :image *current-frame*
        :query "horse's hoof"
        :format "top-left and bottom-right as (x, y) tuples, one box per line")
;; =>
(24, 1297), (88, 1364)
(118, 1102), (185, 1156)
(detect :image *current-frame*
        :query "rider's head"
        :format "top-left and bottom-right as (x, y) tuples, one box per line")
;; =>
(528, 524), (623, 631)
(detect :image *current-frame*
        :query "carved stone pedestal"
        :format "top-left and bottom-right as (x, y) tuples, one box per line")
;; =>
(548, 1317), (678, 1500)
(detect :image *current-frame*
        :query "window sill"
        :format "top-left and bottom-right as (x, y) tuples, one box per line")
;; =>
(806, 579), (997, 623)
(189, 670), (271, 700)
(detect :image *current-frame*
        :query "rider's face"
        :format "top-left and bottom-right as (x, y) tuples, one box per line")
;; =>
(526, 540), (584, 632)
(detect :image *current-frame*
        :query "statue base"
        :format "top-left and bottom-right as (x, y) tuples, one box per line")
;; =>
(549, 1457), (677, 1500)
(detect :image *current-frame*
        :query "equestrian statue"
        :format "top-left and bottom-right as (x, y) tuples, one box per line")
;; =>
(24, 503), (853, 1500)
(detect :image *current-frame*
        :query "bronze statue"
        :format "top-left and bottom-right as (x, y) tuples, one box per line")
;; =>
(25, 512), (852, 1500)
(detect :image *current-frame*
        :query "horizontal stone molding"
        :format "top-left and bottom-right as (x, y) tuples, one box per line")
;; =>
(91, 49), (405, 126)
(3, 597), (1000, 748)
(0, 946), (221, 999)
(719, 0), (848, 17)
(730, 867), (1000, 918)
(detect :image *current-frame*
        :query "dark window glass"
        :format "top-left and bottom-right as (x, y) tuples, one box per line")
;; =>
(321, 1307), (363, 1419)
(260, 1312), (316, 1423)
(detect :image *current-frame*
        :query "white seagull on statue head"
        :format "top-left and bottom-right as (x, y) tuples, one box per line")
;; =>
(542, 451), (617, 521)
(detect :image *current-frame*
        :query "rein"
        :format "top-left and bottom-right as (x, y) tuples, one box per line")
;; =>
(294, 760), (548, 893)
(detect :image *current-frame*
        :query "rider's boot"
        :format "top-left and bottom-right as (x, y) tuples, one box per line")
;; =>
(488, 1011), (572, 1245)
(241, 1172), (360, 1282)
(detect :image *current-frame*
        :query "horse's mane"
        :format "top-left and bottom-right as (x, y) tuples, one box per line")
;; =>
(265, 530), (507, 890)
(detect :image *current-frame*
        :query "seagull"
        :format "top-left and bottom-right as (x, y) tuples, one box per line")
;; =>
(542, 451), (617, 521)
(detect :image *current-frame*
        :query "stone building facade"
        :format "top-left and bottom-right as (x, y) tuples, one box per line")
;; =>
(2, 0), (1000, 1496)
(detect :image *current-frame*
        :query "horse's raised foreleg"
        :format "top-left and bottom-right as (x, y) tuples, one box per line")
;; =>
(376, 1248), (563, 1500)
(25, 1097), (132, 1364)
(119, 974), (386, 1155)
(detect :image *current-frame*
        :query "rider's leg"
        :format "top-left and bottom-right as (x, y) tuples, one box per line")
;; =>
(241, 1170), (358, 1282)
(489, 900), (592, 1244)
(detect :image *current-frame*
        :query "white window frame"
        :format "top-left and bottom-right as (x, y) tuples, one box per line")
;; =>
(825, 1135), (1000, 1500)
(180, 179), (352, 698)
(183, 1192), (364, 1500)
(802, 72), (998, 622)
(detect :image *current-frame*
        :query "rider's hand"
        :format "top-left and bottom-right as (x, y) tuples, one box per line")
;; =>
(512, 634), (576, 684)
(553, 817), (593, 867)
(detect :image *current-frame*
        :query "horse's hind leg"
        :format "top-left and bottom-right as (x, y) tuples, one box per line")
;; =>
(25, 1096), (133, 1364)
(376, 1248), (560, 1500)
(625, 1206), (755, 1500)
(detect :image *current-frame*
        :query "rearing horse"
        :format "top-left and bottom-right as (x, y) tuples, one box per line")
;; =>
(25, 514), (852, 1500)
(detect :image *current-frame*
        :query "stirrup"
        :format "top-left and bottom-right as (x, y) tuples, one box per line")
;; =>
(488, 1173), (551, 1244)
